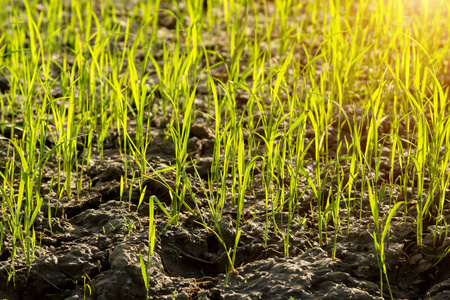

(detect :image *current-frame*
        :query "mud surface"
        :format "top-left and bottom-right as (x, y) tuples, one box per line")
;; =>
(1, 1), (450, 300)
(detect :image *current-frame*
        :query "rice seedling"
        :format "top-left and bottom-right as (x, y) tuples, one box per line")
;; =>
(1, 0), (450, 298)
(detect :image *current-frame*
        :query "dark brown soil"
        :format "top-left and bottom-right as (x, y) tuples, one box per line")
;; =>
(1, 1), (450, 300)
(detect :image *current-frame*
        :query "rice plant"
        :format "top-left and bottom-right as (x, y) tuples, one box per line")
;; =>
(0, 0), (449, 298)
